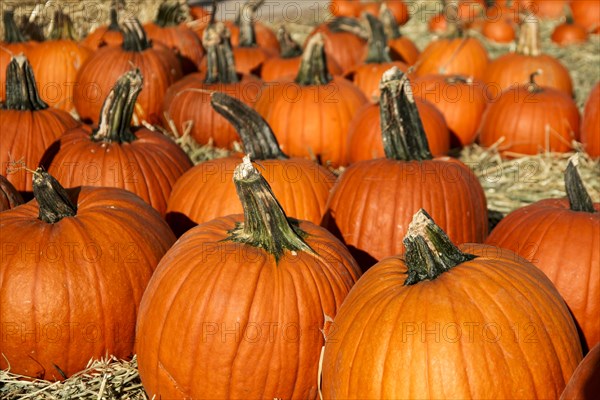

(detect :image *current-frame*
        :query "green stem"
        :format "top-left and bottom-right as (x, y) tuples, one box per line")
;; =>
(202, 21), (239, 84)
(121, 18), (152, 52)
(404, 209), (477, 285)
(380, 3), (401, 40)
(565, 156), (595, 213)
(295, 33), (332, 86)
(517, 15), (541, 56)
(48, 10), (78, 41)
(3, 9), (27, 43)
(19, 14), (45, 42)
(277, 26), (302, 58)
(229, 156), (313, 262)
(154, 1), (185, 28)
(91, 68), (143, 143)
(33, 168), (77, 223)
(364, 13), (391, 64)
(3, 55), (48, 111)
(107, 6), (120, 31)
(211, 92), (288, 160)
(379, 67), (432, 161)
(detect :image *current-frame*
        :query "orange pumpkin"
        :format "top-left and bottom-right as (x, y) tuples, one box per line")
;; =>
(551, 20), (589, 45)
(380, 3), (419, 65)
(561, 343), (600, 399)
(0, 10), (34, 102)
(330, 0), (410, 25)
(581, 83), (600, 158)
(81, 6), (123, 50)
(306, 21), (368, 74)
(481, 17), (516, 43)
(0, 175), (23, 212)
(522, 0), (568, 19)
(571, 0), (600, 34)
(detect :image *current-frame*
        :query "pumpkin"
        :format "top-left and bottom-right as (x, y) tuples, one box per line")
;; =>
(47, 69), (192, 217)
(581, 83), (600, 158)
(261, 26), (343, 82)
(254, 33), (368, 167)
(0, 55), (79, 194)
(27, 10), (92, 112)
(485, 15), (573, 95)
(322, 67), (488, 270)
(0, 169), (176, 380)
(330, 0), (362, 17)
(522, 0), (568, 19)
(481, 16), (516, 43)
(479, 71), (580, 156)
(412, 74), (488, 147)
(571, 0), (600, 34)
(347, 97), (450, 162)
(561, 343), (600, 399)
(73, 18), (182, 126)
(486, 157), (599, 352)
(380, 3), (419, 65)
(166, 91), (336, 236)
(551, 10), (589, 46)
(0, 175), (23, 212)
(136, 156), (361, 399)
(321, 209), (583, 398)
(330, 1), (410, 25)
(144, 1), (205, 74)
(428, 12), (448, 33)
(0, 10), (34, 102)
(163, 21), (262, 149)
(189, 5), (211, 21)
(81, 6), (123, 50)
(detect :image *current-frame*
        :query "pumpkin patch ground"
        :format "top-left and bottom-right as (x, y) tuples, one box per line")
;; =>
(1, 0), (599, 399)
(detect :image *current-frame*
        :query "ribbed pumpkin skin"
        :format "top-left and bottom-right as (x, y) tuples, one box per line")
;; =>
(346, 61), (408, 101)
(347, 99), (450, 162)
(166, 157), (336, 235)
(479, 85), (580, 156)
(144, 22), (204, 73)
(162, 74), (262, 149)
(486, 199), (600, 351)
(28, 40), (92, 112)
(414, 37), (489, 81)
(136, 215), (361, 399)
(484, 54), (573, 95)
(73, 43), (182, 125)
(561, 343), (600, 400)
(581, 83), (600, 158)
(0, 186), (176, 380)
(47, 127), (192, 216)
(0, 175), (22, 211)
(306, 25), (367, 74)
(322, 244), (583, 399)
(231, 46), (270, 76)
(0, 109), (80, 193)
(322, 158), (488, 268)
(412, 74), (488, 147)
(254, 77), (368, 167)
(81, 27), (123, 50)
(261, 56), (343, 82)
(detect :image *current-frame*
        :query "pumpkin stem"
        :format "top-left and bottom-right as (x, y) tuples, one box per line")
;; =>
(211, 92), (288, 160)
(3, 10), (27, 43)
(19, 13), (45, 42)
(3, 54), (48, 111)
(154, 1), (185, 28)
(446, 75), (471, 85)
(121, 18), (152, 52)
(364, 13), (392, 64)
(33, 168), (77, 223)
(380, 3), (401, 40)
(379, 67), (433, 161)
(48, 10), (79, 41)
(295, 33), (332, 86)
(230, 155), (313, 262)
(517, 14), (541, 56)
(237, 1), (258, 47)
(404, 209), (477, 285)
(277, 26), (302, 58)
(526, 69), (543, 93)
(107, 5), (120, 31)
(327, 17), (369, 40)
(91, 68), (143, 143)
(202, 21), (239, 84)
(565, 155), (595, 213)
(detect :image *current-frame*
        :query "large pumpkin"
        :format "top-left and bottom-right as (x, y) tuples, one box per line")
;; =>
(486, 158), (600, 352)
(323, 67), (488, 270)
(0, 55), (79, 194)
(0, 169), (176, 380)
(166, 92), (335, 236)
(581, 83), (600, 158)
(561, 343), (600, 399)
(0, 175), (23, 212)
(136, 157), (361, 399)
(321, 209), (583, 398)
(48, 69), (192, 216)
(0, 10), (34, 102)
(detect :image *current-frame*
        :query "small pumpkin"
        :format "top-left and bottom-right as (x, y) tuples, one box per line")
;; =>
(322, 209), (583, 398)
(0, 175), (23, 212)
(571, 0), (600, 34)
(323, 67), (488, 270)
(481, 16), (516, 43)
(561, 343), (600, 399)
(47, 69), (192, 216)
(380, 3), (419, 65)
(0, 169), (176, 380)
(330, 0), (410, 25)
(479, 71), (580, 156)
(551, 20), (589, 45)
(581, 83), (600, 158)
(137, 156), (361, 399)
(81, 6), (123, 50)
(522, 0), (568, 19)
(0, 9), (34, 102)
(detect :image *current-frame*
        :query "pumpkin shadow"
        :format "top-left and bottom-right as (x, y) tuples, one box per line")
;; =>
(166, 211), (198, 238)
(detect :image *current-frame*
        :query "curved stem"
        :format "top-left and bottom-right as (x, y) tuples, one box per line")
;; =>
(380, 3), (401, 40)
(379, 67), (432, 161)
(565, 156), (595, 213)
(277, 25), (302, 58)
(91, 68), (143, 143)
(154, 1), (185, 28)
(121, 18), (152, 52)
(364, 13), (391, 64)
(48, 10), (78, 41)
(404, 209), (476, 285)
(202, 21), (239, 84)
(295, 33), (332, 86)
(526, 69), (543, 93)
(3, 55), (48, 111)
(517, 15), (541, 56)
(211, 92), (287, 160)
(230, 155), (313, 262)
(33, 168), (77, 223)
(19, 13), (45, 42)
(3, 9), (27, 43)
